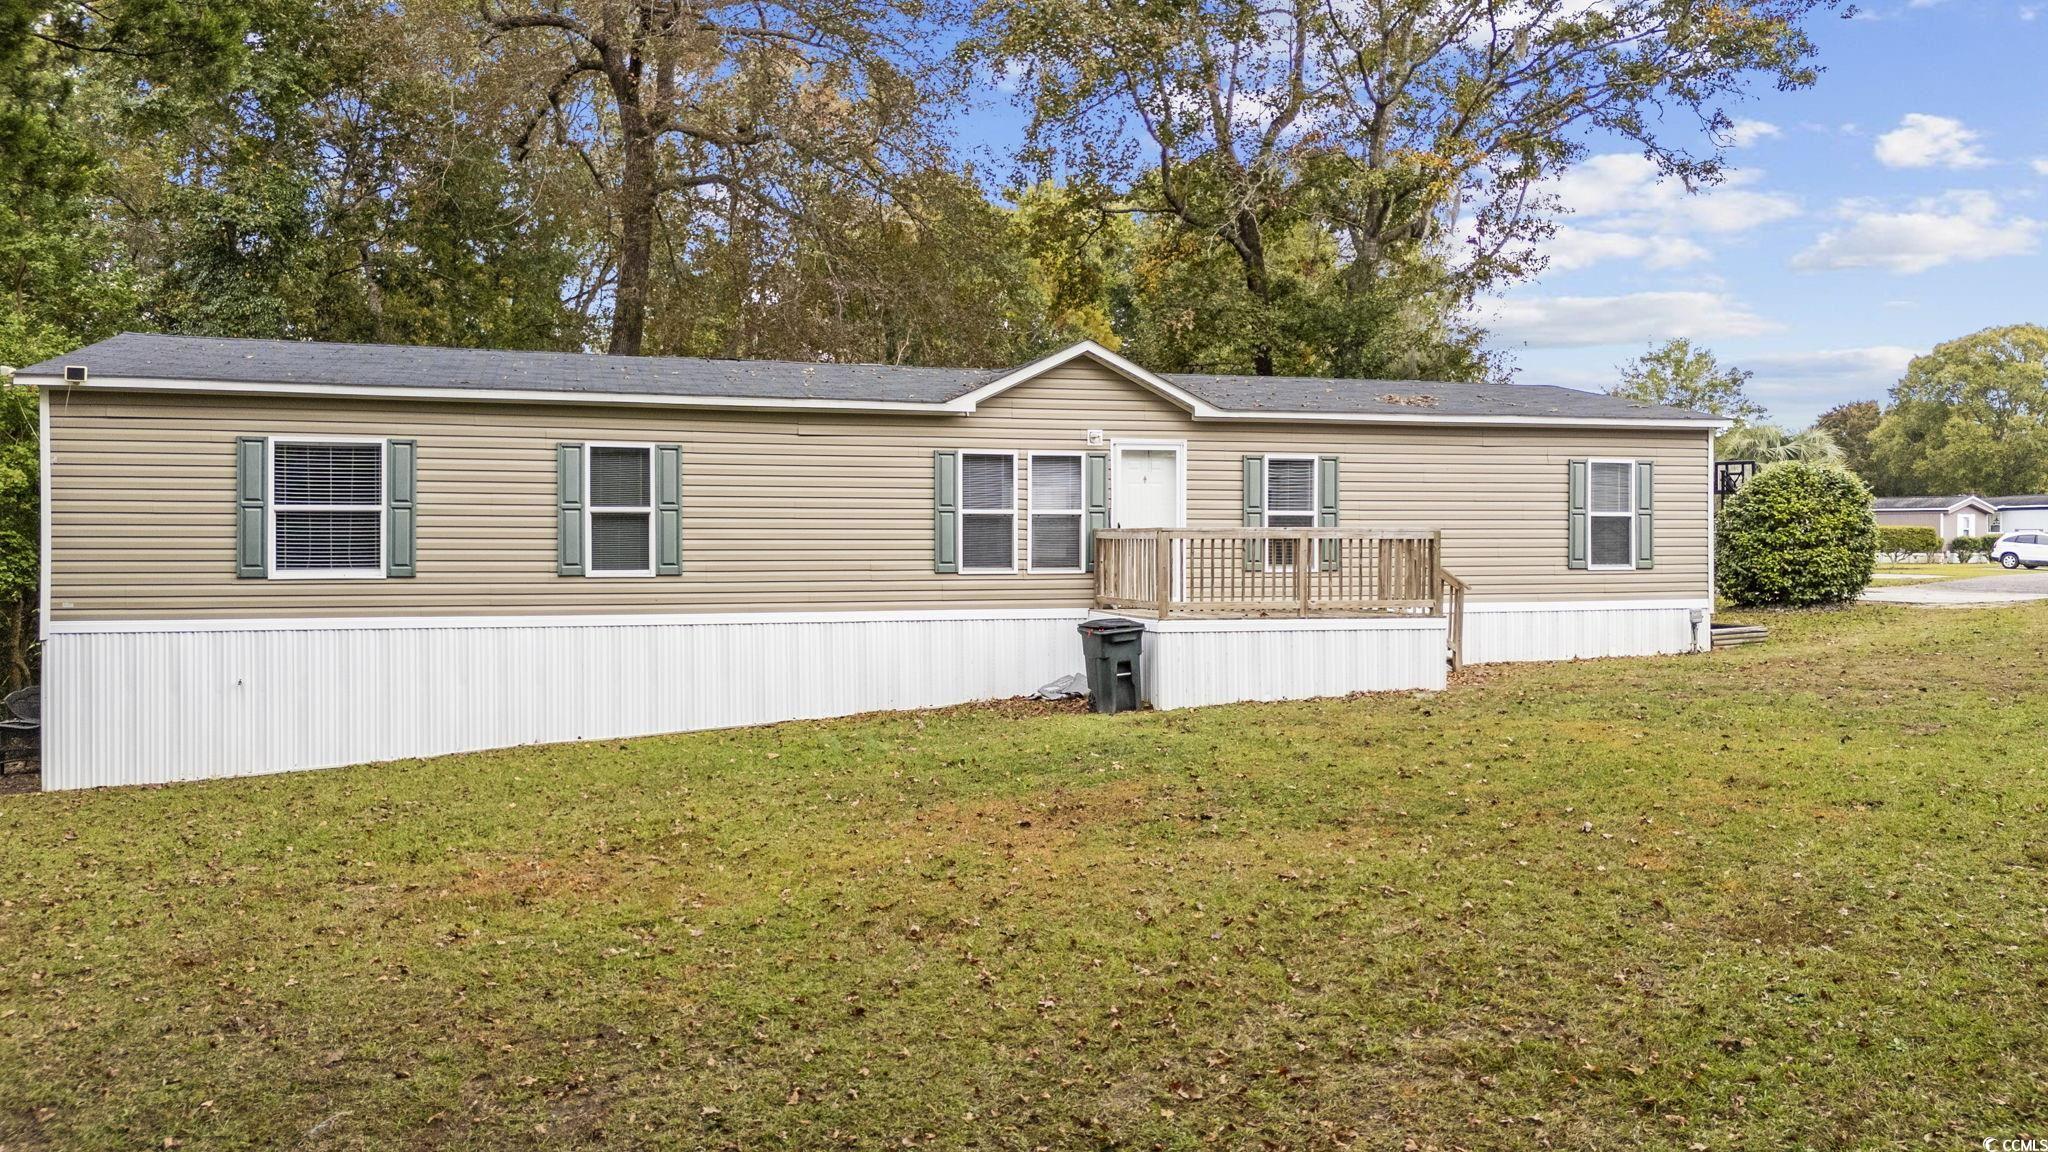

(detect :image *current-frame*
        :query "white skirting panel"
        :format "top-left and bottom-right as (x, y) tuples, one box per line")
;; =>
(1141, 617), (1448, 711)
(42, 612), (1090, 790)
(1460, 600), (1707, 665)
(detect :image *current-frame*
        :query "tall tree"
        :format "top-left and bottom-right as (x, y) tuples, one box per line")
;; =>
(1716, 423), (1843, 468)
(1867, 324), (2048, 497)
(1611, 339), (1764, 424)
(1814, 399), (1881, 483)
(979, 0), (1834, 377)
(479, 0), (947, 355)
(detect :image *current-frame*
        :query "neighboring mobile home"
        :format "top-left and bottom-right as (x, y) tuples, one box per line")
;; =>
(22, 334), (1725, 789)
(1990, 495), (2048, 534)
(1871, 495), (1998, 542)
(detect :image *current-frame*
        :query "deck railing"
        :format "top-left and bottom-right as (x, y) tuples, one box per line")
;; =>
(1094, 527), (1456, 618)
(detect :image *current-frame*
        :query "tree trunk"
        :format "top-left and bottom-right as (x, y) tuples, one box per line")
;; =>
(1231, 209), (1277, 376)
(609, 125), (658, 357)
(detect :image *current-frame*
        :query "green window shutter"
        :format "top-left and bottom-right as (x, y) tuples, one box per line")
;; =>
(1241, 456), (1265, 571)
(1083, 451), (1108, 573)
(1566, 459), (1589, 570)
(655, 443), (683, 576)
(386, 438), (417, 578)
(556, 443), (585, 577)
(932, 450), (958, 573)
(235, 436), (267, 578)
(1634, 459), (1655, 569)
(1317, 454), (1340, 572)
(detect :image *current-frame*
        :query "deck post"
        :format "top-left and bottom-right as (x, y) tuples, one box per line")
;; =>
(1432, 533), (1444, 618)
(1155, 529), (1172, 619)
(1296, 530), (1312, 616)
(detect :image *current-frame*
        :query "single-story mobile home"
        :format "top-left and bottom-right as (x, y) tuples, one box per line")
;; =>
(1871, 495), (1998, 542)
(1990, 495), (2048, 534)
(22, 334), (1725, 789)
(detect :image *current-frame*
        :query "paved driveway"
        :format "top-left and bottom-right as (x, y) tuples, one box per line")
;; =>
(1863, 570), (2048, 606)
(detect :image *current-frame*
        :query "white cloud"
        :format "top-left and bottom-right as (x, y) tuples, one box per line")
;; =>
(1544, 228), (1709, 272)
(1792, 191), (2041, 274)
(1873, 113), (1991, 169)
(1744, 346), (1921, 383)
(1536, 153), (1798, 272)
(1553, 154), (1800, 234)
(1725, 119), (1782, 148)
(1485, 291), (1781, 348)
(1740, 346), (1925, 423)
(2032, 157), (2048, 175)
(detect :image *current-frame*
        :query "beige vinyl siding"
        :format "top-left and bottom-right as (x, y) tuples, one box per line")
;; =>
(46, 360), (1711, 619)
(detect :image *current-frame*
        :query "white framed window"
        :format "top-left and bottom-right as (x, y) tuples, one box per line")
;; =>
(586, 443), (655, 577)
(269, 437), (385, 579)
(1029, 453), (1085, 573)
(1588, 459), (1637, 570)
(957, 451), (1017, 574)
(1264, 454), (1318, 569)
(1959, 512), (1976, 536)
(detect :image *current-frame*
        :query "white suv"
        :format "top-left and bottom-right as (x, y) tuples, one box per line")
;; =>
(1990, 531), (2048, 569)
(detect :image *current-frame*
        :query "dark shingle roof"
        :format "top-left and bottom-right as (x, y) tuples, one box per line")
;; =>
(1873, 495), (1992, 511)
(1991, 494), (2048, 508)
(16, 332), (999, 403)
(1163, 371), (1704, 422)
(19, 333), (1722, 424)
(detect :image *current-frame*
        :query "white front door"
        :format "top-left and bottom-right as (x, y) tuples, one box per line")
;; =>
(1114, 448), (1181, 528)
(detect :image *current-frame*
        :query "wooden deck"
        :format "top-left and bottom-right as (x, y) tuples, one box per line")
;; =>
(1094, 527), (1468, 667)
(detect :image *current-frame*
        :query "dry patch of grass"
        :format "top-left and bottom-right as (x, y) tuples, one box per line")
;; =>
(2, 604), (2046, 1149)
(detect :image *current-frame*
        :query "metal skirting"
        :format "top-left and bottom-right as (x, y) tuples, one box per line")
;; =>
(1459, 602), (1706, 665)
(1143, 617), (1449, 710)
(42, 613), (1091, 789)
(42, 600), (1712, 789)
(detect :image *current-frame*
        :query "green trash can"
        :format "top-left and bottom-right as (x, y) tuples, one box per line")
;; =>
(1077, 617), (1145, 714)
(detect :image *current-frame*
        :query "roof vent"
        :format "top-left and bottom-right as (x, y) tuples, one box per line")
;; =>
(64, 365), (87, 383)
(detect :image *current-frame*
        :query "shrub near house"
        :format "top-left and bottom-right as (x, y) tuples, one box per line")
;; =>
(1717, 463), (1878, 607)
(1876, 525), (1941, 555)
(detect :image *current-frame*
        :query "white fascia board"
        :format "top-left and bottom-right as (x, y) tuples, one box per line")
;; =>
(1187, 409), (1732, 431)
(1461, 597), (1713, 613)
(19, 375), (967, 416)
(46, 607), (1095, 635)
(18, 366), (1732, 431)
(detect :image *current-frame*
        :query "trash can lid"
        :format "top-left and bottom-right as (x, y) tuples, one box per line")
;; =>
(1077, 616), (1146, 636)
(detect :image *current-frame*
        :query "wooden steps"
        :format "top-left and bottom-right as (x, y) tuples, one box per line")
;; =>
(1711, 623), (1768, 650)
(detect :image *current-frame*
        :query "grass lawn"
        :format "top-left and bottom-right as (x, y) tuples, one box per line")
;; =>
(4, 605), (2046, 1150)
(1869, 562), (2005, 584)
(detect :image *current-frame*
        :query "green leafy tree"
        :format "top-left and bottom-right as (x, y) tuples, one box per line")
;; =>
(1866, 325), (2048, 497)
(980, 0), (1834, 376)
(1611, 339), (1765, 425)
(1716, 462), (1877, 608)
(1814, 399), (1881, 484)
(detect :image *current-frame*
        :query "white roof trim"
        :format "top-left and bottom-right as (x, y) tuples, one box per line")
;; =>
(946, 340), (1216, 416)
(15, 343), (1733, 430)
(16, 374), (964, 415)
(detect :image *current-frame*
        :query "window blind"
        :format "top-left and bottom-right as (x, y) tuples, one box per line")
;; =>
(959, 453), (1016, 571)
(591, 511), (652, 572)
(1589, 461), (1634, 567)
(1029, 454), (1084, 571)
(962, 454), (1014, 511)
(589, 446), (652, 507)
(272, 441), (384, 573)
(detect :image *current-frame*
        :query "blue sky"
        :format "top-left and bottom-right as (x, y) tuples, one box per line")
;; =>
(959, 2), (2046, 426)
